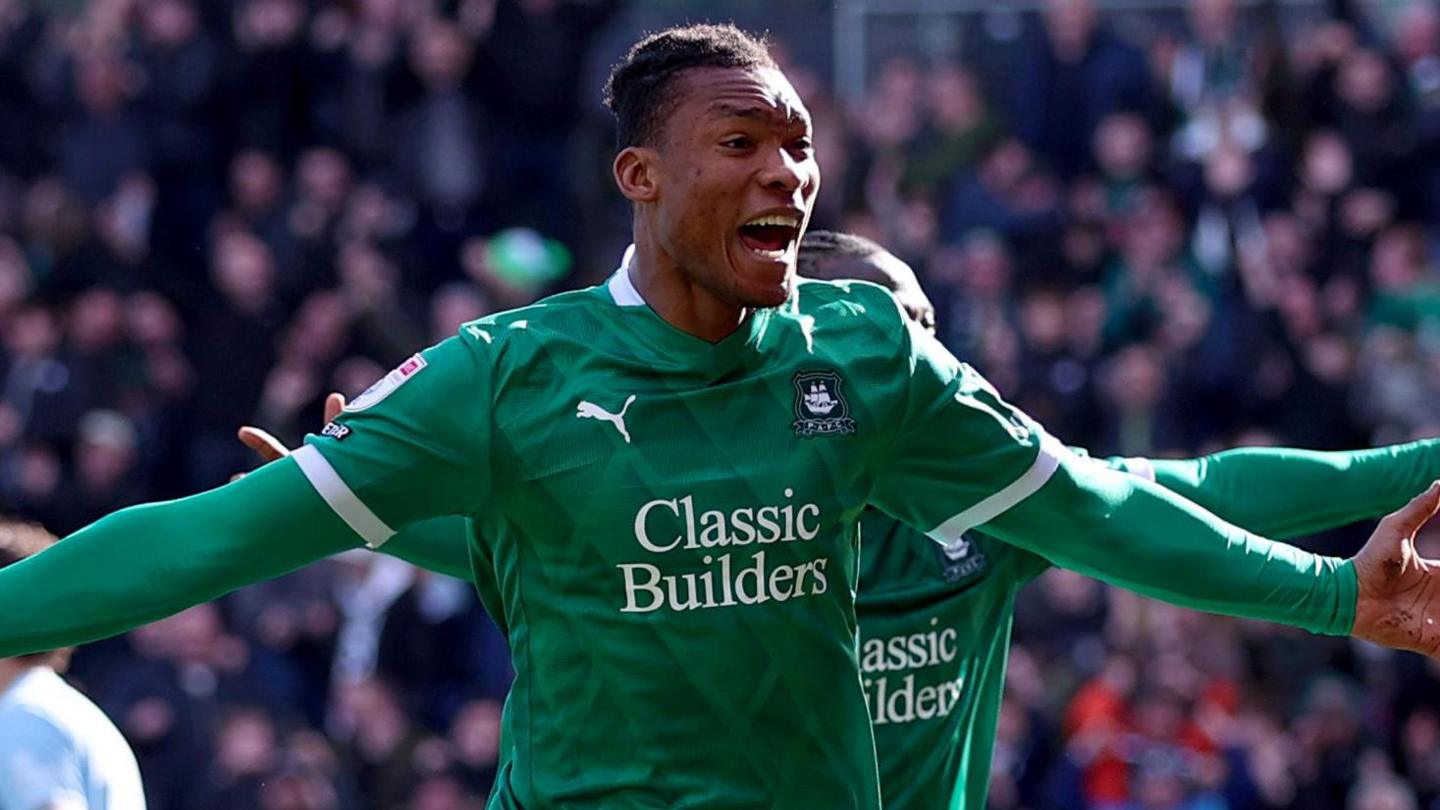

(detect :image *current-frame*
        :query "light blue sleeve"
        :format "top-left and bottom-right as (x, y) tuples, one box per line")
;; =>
(0, 709), (86, 810)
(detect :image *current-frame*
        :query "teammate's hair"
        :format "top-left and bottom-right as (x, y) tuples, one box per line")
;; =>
(797, 230), (894, 288)
(0, 518), (68, 667)
(604, 24), (776, 148)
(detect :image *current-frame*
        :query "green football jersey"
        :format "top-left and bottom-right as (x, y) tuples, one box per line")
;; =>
(858, 455), (1147, 810)
(378, 376), (1432, 810)
(294, 253), (1062, 809)
(857, 510), (1047, 810)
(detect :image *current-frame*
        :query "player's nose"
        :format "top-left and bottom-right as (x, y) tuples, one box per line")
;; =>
(757, 148), (811, 195)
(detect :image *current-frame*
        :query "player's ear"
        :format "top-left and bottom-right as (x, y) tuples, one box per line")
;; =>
(614, 146), (660, 204)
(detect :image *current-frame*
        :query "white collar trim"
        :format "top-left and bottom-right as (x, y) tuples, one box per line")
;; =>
(607, 245), (645, 307)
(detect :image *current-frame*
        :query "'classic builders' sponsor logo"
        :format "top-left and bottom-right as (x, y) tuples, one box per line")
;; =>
(618, 489), (830, 613)
(861, 619), (965, 725)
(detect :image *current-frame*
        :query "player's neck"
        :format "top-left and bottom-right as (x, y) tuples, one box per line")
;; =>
(0, 659), (39, 696)
(628, 240), (750, 343)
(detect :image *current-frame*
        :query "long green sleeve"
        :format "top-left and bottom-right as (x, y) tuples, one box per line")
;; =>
(0, 458), (362, 657)
(379, 517), (472, 579)
(375, 443), (1440, 589)
(986, 450), (1356, 636)
(1138, 440), (1440, 540)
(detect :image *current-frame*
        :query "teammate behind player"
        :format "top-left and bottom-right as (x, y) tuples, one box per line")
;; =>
(0, 519), (145, 810)
(796, 231), (1440, 809)
(5, 24), (1440, 810)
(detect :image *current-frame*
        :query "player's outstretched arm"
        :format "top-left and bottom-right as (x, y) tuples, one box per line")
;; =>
(1122, 441), (1440, 540)
(983, 453), (1358, 634)
(987, 451), (1440, 653)
(237, 393), (473, 581)
(0, 458), (361, 658)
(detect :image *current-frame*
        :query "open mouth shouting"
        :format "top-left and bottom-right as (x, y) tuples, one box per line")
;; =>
(738, 209), (803, 263)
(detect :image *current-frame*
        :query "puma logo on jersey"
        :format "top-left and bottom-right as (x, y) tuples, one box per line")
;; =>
(577, 395), (636, 444)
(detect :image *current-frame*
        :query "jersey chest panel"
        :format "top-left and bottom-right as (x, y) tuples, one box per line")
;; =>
(489, 355), (875, 621)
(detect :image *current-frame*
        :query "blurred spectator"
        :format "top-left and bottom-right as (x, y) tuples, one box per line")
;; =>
(336, 240), (425, 365)
(478, 0), (622, 244)
(222, 149), (296, 280)
(60, 55), (147, 205)
(1010, 0), (1155, 178)
(68, 408), (146, 531)
(395, 21), (483, 222)
(0, 0), (44, 178)
(232, 0), (315, 159)
(448, 699), (501, 795)
(1160, 0), (1273, 162)
(902, 63), (1002, 200)
(2, 302), (86, 445)
(186, 230), (281, 488)
(134, 0), (221, 259)
(334, 676), (426, 809)
(940, 137), (1062, 245)
(187, 706), (279, 810)
(1349, 775), (1418, 810)
(22, 177), (105, 297)
(288, 146), (355, 293)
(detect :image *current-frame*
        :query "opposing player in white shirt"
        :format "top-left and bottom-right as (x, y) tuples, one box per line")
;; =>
(0, 519), (145, 810)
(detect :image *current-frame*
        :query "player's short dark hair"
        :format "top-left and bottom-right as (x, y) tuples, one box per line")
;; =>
(797, 230), (893, 287)
(604, 24), (776, 148)
(0, 518), (68, 667)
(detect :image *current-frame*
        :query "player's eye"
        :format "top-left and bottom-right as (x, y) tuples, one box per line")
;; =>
(722, 135), (754, 150)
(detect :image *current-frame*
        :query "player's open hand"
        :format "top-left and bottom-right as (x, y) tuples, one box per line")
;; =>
(1351, 481), (1440, 655)
(235, 393), (348, 467)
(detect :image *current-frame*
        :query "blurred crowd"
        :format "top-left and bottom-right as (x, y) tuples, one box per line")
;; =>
(2, 0), (1440, 807)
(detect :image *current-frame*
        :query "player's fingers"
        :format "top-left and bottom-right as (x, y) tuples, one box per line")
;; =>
(237, 426), (290, 462)
(324, 392), (346, 423)
(1378, 480), (1440, 540)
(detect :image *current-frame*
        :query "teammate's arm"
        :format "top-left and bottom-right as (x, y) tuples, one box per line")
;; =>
(365, 517), (471, 579)
(986, 456), (1440, 652)
(986, 452), (1359, 632)
(871, 300), (1440, 654)
(0, 332), (493, 657)
(1111, 442), (1440, 540)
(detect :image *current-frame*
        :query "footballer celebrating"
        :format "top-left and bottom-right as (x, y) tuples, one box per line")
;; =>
(238, 229), (1440, 810)
(4, 24), (1440, 810)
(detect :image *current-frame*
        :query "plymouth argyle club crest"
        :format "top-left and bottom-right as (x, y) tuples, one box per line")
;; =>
(792, 370), (856, 437)
(937, 532), (989, 583)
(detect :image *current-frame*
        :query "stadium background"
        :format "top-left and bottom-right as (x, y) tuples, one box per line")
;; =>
(3, 0), (1440, 807)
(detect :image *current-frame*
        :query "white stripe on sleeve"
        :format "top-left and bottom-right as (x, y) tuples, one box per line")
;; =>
(292, 445), (396, 549)
(1121, 456), (1157, 482)
(926, 433), (1066, 543)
